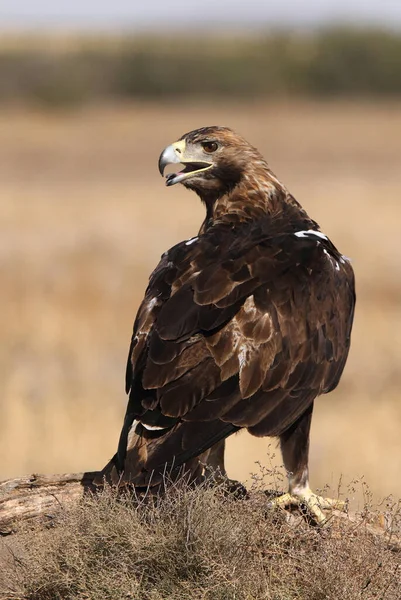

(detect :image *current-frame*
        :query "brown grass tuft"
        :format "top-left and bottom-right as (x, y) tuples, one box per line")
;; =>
(2, 480), (400, 600)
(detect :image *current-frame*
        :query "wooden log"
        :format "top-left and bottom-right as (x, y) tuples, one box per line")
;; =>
(0, 471), (100, 535)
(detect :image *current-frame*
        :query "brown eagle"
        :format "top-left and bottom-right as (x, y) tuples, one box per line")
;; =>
(98, 126), (355, 523)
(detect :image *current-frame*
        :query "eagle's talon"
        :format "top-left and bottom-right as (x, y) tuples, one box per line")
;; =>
(267, 491), (346, 525)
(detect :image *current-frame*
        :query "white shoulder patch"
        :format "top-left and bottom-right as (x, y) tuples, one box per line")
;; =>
(148, 297), (159, 310)
(185, 236), (198, 246)
(323, 248), (341, 271)
(141, 423), (169, 431)
(294, 230), (328, 241)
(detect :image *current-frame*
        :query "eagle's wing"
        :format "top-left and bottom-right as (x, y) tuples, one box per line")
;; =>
(110, 223), (354, 486)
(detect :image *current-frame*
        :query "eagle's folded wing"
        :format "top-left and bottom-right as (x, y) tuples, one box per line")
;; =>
(111, 226), (354, 485)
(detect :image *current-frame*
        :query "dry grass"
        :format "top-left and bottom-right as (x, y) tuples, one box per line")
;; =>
(1, 479), (400, 600)
(0, 100), (400, 512)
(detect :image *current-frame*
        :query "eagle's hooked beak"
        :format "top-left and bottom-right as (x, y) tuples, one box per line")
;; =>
(158, 139), (213, 186)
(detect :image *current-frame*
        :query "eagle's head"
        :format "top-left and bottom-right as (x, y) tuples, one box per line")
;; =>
(158, 126), (262, 200)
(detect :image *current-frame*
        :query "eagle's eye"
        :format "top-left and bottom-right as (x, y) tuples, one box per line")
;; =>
(201, 141), (218, 153)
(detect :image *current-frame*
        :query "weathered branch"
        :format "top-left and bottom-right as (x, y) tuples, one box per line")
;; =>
(0, 471), (100, 535)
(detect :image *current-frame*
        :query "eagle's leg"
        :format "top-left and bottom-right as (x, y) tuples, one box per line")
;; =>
(201, 440), (247, 496)
(269, 404), (346, 524)
(202, 439), (227, 477)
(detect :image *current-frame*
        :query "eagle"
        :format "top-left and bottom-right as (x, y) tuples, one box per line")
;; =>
(98, 126), (355, 524)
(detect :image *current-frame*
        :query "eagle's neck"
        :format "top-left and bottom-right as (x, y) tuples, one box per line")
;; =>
(199, 167), (308, 234)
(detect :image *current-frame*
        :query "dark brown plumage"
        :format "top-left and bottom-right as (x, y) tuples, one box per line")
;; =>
(98, 127), (355, 520)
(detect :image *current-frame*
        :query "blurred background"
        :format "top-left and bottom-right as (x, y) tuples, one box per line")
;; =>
(0, 1), (400, 509)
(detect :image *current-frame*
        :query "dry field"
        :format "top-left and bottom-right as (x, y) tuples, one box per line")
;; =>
(0, 100), (400, 509)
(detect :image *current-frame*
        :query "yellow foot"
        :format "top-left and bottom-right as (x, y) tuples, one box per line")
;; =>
(267, 490), (347, 525)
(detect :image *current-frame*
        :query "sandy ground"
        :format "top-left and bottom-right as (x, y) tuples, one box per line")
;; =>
(0, 100), (400, 509)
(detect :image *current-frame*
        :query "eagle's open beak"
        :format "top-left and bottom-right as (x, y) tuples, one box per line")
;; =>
(158, 139), (213, 186)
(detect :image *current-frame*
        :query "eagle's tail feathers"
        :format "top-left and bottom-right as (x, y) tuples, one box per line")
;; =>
(95, 418), (239, 488)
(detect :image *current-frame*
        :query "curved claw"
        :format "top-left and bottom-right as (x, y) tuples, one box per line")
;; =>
(267, 491), (347, 525)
